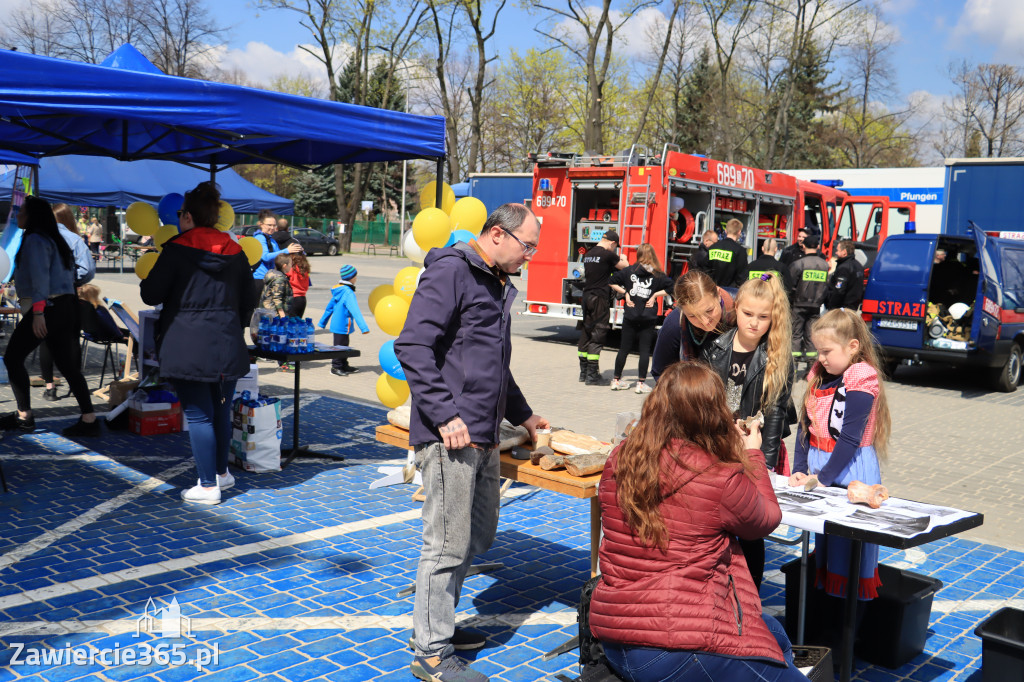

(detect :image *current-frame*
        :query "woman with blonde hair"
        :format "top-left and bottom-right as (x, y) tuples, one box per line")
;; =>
(609, 244), (674, 392)
(590, 361), (805, 681)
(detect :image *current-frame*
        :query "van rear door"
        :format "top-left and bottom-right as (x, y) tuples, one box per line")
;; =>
(970, 224), (1024, 354)
(862, 235), (934, 348)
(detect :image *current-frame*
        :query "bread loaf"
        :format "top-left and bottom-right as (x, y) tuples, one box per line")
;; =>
(550, 430), (606, 456)
(387, 406), (411, 430)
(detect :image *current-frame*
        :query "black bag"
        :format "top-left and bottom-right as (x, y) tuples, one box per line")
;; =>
(576, 576), (623, 682)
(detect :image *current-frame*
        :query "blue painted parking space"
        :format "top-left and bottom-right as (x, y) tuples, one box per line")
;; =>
(0, 395), (1015, 681)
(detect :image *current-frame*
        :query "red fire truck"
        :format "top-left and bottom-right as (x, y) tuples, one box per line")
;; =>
(523, 145), (915, 325)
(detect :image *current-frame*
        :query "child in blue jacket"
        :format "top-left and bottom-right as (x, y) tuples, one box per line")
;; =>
(319, 264), (369, 376)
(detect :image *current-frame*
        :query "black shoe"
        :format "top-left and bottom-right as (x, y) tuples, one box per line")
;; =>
(42, 387), (59, 402)
(408, 627), (487, 652)
(343, 366), (359, 374)
(331, 367), (348, 377)
(0, 412), (35, 432)
(585, 360), (603, 386)
(62, 418), (102, 438)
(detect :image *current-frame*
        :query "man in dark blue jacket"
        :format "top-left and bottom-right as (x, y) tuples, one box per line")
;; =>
(396, 203), (549, 682)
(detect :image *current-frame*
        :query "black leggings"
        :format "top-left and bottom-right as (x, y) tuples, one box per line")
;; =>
(3, 295), (93, 414)
(614, 317), (657, 381)
(287, 296), (307, 319)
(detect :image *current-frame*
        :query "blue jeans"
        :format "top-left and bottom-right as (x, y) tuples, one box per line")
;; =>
(604, 615), (807, 682)
(173, 379), (237, 488)
(412, 442), (500, 658)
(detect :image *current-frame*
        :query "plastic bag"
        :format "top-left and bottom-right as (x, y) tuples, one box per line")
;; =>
(230, 397), (282, 472)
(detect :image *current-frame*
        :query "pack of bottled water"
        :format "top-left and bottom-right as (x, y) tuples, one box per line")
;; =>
(255, 316), (317, 354)
(237, 390), (280, 409)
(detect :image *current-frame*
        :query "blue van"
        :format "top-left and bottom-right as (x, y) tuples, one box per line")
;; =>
(862, 225), (1024, 391)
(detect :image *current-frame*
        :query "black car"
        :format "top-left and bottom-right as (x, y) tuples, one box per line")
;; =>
(277, 227), (340, 256)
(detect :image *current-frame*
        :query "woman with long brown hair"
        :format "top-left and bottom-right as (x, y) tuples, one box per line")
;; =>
(589, 361), (805, 682)
(650, 269), (735, 382)
(609, 244), (673, 393)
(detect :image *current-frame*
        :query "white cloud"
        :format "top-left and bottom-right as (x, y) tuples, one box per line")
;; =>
(209, 41), (349, 92)
(549, 6), (681, 61)
(952, 0), (1024, 61)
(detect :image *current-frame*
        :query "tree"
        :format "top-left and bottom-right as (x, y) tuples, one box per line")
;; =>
(940, 61), (1024, 158)
(774, 39), (837, 168)
(292, 166), (338, 218)
(674, 46), (716, 155)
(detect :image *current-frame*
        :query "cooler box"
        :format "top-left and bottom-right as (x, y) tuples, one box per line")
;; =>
(782, 556), (942, 669)
(975, 607), (1024, 682)
(129, 401), (182, 436)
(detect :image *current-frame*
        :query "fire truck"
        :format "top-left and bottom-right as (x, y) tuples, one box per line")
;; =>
(523, 145), (916, 325)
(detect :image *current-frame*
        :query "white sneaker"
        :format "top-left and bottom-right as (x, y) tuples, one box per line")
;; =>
(218, 472), (235, 490)
(635, 381), (652, 394)
(181, 484), (221, 505)
(610, 379), (625, 390)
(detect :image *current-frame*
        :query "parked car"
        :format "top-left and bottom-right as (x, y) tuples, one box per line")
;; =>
(230, 225), (259, 238)
(283, 227), (340, 256)
(862, 225), (1024, 391)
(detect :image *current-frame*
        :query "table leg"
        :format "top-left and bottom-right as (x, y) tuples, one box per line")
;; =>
(281, 360), (345, 467)
(590, 497), (600, 578)
(839, 539), (863, 682)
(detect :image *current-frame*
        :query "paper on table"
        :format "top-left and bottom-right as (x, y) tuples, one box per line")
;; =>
(771, 474), (975, 539)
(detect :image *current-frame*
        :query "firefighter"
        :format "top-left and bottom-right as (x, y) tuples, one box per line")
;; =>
(780, 226), (816, 268)
(788, 234), (829, 355)
(578, 230), (628, 385)
(825, 239), (865, 311)
(742, 238), (793, 292)
(705, 218), (747, 289)
(689, 230), (718, 276)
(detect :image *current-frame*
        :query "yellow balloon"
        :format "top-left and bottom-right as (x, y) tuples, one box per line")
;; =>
(374, 294), (410, 336)
(216, 201), (235, 231)
(134, 251), (159, 279)
(393, 266), (420, 302)
(154, 224), (179, 250)
(412, 208), (451, 251)
(376, 373), (410, 408)
(126, 202), (160, 236)
(449, 197), (488, 234)
(239, 236), (263, 266)
(419, 181), (456, 214)
(368, 284), (394, 314)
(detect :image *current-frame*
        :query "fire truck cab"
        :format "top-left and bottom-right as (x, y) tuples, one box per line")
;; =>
(525, 145), (857, 325)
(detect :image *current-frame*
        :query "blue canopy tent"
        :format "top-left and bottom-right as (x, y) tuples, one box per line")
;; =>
(0, 48), (446, 171)
(0, 156), (294, 213)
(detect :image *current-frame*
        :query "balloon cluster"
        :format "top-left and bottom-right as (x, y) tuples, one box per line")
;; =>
(129, 194), (242, 280)
(371, 182), (489, 409)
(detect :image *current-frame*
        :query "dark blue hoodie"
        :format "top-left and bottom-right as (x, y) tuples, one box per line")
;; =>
(395, 241), (533, 448)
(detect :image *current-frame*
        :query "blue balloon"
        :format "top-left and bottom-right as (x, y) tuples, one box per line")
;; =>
(445, 229), (476, 247)
(158, 193), (184, 226)
(378, 340), (406, 380)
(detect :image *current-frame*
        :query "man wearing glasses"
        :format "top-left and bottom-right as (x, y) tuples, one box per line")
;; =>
(250, 209), (301, 309)
(396, 203), (549, 682)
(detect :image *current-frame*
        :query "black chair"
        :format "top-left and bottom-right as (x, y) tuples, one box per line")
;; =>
(80, 304), (131, 390)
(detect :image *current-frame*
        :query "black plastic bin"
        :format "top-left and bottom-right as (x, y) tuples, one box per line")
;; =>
(975, 607), (1024, 682)
(781, 557), (943, 669)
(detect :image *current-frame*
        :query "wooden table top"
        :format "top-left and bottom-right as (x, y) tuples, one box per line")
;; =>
(375, 423), (601, 499)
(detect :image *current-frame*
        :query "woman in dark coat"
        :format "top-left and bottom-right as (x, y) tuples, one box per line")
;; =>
(141, 182), (253, 504)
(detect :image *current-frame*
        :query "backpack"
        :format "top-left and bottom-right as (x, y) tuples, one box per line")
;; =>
(574, 576), (623, 682)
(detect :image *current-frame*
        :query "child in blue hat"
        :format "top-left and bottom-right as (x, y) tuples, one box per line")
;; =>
(319, 264), (369, 375)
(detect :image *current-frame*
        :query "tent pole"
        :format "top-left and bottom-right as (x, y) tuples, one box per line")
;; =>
(210, 163), (215, 182)
(435, 158), (443, 208)
(399, 160), (407, 257)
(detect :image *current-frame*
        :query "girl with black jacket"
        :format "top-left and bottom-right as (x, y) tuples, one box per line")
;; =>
(141, 182), (254, 505)
(701, 273), (795, 587)
(1, 196), (98, 436)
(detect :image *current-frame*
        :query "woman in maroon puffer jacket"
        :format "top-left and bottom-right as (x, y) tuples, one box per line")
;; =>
(590, 361), (807, 681)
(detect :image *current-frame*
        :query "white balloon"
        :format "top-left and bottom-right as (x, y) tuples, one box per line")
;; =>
(403, 229), (427, 263)
(0, 248), (11, 283)
(415, 266), (426, 287)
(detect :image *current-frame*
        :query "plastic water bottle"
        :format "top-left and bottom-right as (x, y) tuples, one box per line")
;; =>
(273, 319), (285, 352)
(290, 317), (302, 353)
(258, 318), (270, 350)
(305, 318), (316, 352)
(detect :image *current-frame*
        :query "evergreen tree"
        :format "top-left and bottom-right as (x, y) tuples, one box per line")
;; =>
(782, 40), (839, 168)
(292, 166), (337, 218)
(674, 47), (715, 156)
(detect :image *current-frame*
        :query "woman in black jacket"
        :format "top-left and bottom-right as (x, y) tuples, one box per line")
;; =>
(141, 182), (253, 505)
(701, 273), (794, 588)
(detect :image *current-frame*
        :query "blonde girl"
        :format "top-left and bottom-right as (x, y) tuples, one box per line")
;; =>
(609, 244), (674, 392)
(701, 272), (793, 588)
(650, 269), (736, 381)
(790, 308), (891, 602)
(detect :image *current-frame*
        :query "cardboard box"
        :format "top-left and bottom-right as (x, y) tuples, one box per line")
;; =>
(130, 404), (182, 436)
(108, 379), (140, 407)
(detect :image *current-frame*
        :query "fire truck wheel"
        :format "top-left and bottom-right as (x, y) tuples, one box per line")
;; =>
(992, 343), (1021, 393)
(675, 209), (695, 243)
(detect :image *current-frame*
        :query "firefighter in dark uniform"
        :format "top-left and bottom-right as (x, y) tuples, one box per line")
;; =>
(705, 218), (747, 289)
(788, 234), (829, 355)
(825, 239), (865, 311)
(780, 226), (816, 268)
(741, 238), (793, 292)
(578, 230), (627, 385)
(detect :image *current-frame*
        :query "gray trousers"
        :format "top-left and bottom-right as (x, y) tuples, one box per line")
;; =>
(792, 307), (820, 352)
(412, 442), (500, 658)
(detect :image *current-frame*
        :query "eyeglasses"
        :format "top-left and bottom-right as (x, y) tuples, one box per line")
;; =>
(501, 227), (538, 256)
